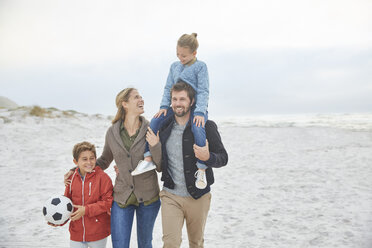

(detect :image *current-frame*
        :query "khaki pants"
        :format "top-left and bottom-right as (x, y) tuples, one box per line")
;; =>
(160, 190), (211, 248)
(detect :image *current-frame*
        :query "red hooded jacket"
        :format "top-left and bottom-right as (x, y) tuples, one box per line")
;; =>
(64, 166), (113, 242)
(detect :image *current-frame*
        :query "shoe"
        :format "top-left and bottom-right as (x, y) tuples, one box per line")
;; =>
(131, 160), (156, 176)
(195, 169), (207, 189)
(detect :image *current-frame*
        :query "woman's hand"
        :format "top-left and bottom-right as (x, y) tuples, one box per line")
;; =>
(146, 127), (159, 147)
(71, 205), (85, 221)
(193, 115), (205, 128)
(64, 170), (74, 187)
(193, 140), (210, 161)
(153, 109), (167, 118)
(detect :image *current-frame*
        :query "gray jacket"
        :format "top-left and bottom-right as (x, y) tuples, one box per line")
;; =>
(96, 116), (162, 205)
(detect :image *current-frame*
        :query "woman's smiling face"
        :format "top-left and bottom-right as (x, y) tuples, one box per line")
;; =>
(122, 89), (144, 115)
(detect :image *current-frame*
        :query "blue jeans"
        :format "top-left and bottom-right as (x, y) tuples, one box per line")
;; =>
(111, 200), (160, 248)
(145, 107), (208, 169)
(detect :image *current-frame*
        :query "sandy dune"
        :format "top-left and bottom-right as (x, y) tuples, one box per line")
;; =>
(0, 96), (18, 109)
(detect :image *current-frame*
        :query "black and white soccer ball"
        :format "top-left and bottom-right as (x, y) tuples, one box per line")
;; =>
(43, 195), (73, 225)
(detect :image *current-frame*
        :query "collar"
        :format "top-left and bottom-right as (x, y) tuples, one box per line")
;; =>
(113, 116), (148, 151)
(120, 121), (140, 138)
(77, 167), (96, 179)
(163, 114), (192, 131)
(184, 57), (197, 67)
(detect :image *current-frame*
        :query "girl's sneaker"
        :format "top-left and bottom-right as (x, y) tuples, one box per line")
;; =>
(131, 160), (156, 176)
(194, 169), (207, 189)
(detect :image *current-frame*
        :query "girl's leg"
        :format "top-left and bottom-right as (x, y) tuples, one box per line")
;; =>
(191, 111), (208, 170)
(191, 111), (209, 189)
(110, 201), (135, 248)
(136, 199), (161, 248)
(144, 108), (174, 157)
(86, 237), (108, 248)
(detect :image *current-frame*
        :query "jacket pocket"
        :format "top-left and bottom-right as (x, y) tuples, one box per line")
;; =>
(142, 171), (159, 190)
(113, 182), (127, 194)
(86, 214), (110, 238)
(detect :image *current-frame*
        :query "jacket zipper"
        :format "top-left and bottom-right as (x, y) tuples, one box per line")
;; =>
(82, 176), (86, 242)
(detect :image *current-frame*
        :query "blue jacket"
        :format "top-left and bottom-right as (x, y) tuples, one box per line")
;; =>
(159, 116), (228, 199)
(160, 60), (209, 117)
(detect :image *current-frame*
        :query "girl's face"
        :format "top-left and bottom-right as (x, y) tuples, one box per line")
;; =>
(177, 46), (197, 65)
(122, 89), (144, 116)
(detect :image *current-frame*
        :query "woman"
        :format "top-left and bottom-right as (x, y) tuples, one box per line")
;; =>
(65, 88), (161, 248)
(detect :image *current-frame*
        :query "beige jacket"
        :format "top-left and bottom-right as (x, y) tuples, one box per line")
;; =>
(96, 116), (162, 205)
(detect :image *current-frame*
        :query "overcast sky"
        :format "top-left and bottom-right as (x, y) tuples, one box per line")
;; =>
(1, 0), (371, 117)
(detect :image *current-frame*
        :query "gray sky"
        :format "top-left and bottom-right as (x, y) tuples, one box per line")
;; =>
(1, 0), (371, 117)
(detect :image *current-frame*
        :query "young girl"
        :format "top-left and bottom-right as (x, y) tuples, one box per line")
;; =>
(50, 141), (113, 248)
(135, 33), (210, 190)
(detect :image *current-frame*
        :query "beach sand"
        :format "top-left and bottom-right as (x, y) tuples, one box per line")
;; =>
(0, 108), (371, 247)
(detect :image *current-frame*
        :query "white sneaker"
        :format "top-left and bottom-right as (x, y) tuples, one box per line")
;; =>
(131, 160), (156, 176)
(195, 169), (207, 189)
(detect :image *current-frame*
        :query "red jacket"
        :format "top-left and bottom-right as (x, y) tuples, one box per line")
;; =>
(64, 166), (113, 242)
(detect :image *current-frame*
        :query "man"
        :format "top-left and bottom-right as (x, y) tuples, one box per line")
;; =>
(152, 81), (228, 248)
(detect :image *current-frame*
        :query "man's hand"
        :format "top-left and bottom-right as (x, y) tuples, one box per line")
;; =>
(153, 109), (167, 118)
(193, 115), (205, 128)
(193, 140), (210, 161)
(71, 205), (85, 221)
(64, 170), (74, 187)
(146, 127), (159, 147)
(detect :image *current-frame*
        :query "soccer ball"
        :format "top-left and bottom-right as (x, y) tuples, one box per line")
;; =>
(43, 195), (73, 225)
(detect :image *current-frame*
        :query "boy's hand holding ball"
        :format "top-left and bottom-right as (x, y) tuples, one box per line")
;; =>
(70, 205), (86, 221)
(47, 219), (69, 227)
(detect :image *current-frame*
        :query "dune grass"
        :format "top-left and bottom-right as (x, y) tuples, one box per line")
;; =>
(29, 106), (52, 117)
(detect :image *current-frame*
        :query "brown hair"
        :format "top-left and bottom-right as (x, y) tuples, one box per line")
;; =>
(73, 141), (96, 161)
(112, 88), (136, 124)
(171, 81), (195, 103)
(177, 33), (199, 53)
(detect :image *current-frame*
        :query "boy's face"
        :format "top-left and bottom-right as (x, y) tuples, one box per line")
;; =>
(177, 46), (196, 65)
(74, 150), (96, 176)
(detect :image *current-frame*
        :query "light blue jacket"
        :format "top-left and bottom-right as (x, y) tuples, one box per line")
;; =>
(160, 59), (209, 117)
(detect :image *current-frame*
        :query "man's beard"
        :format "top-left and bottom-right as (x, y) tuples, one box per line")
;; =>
(173, 105), (191, 117)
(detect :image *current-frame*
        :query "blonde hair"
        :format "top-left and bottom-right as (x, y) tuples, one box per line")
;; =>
(73, 141), (96, 161)
(177, 33), (199, 53)
(112, 88), (136, 124)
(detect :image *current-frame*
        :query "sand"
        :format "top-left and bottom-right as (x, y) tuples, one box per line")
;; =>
(0, 108), (371, 248)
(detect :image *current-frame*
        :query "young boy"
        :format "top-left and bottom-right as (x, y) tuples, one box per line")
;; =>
(50, 141), (113, 248)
